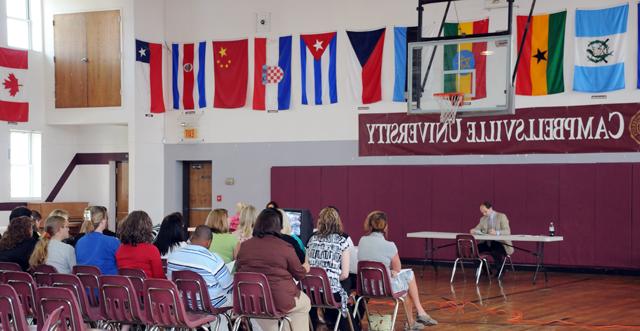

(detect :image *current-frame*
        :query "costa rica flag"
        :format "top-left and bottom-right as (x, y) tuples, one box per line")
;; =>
(172, 42), (207, 109)
(300, 32), (337, 105)
(346, 28), (385, 104)
(252, 36), (292, 111)
(0, 47), (29, 122)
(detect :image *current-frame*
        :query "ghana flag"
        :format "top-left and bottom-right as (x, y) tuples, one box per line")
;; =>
(443, 19), (488, 100)
(516, 11), (566, 96)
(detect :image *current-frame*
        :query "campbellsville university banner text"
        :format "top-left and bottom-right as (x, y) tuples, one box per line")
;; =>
(359, 103), (640, 156)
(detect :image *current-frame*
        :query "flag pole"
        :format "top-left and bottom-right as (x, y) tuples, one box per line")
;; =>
(512, 0), (537, 87)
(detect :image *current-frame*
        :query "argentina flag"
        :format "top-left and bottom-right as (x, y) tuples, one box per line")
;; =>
(573, 3), (628, 93)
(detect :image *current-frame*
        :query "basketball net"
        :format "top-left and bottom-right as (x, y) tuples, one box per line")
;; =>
(433, 92), (464, 124)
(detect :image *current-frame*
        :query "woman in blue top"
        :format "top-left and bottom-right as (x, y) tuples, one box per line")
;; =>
(75, 206), (120, 274)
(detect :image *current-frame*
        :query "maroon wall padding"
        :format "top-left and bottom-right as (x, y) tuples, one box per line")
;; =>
(271, 163), (640, 270)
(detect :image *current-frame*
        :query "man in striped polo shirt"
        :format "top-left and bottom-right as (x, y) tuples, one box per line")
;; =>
(167, 225), (233, 307)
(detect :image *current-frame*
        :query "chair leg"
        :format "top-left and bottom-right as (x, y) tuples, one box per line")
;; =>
(284, 317), (293, 331)
(353, 296), (363, 319)
(450, 258), (460, 283)
(333, 309), (342, 331)
(484, 258), (492, 283)
(498, 256), (508, 279)
(231, 316), (243, 331)
(475, 260), (483, 285)
(389, 298), (402, 331)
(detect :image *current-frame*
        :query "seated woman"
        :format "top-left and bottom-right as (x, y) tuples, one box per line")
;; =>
(75, 206), (120, 275)
(236, 208), (310, 331)
(153, 212), (188, 258)
(232, 204), (257, 257)
(115, 211), (165, 279)
(358, 211), (438, 329)
(29, 215), (76, 273)
(228, 202), (247, 232)
(205, 209), (238, 264)
(0, 216), (39, 271)
(307, 207), (359, 331)
(66, 206), (117, 247)
(278, 209), (306, 263)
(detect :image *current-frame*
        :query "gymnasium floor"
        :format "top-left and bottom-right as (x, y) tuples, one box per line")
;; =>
(345, 266), (640, 330)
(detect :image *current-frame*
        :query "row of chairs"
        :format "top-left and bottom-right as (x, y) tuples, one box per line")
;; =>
(0, 260), (416, 331)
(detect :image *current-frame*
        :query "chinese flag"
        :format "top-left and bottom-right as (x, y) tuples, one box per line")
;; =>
(212, 39), (248, 108)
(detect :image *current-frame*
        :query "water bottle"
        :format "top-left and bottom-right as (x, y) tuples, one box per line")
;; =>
(549, 222), (555, 237)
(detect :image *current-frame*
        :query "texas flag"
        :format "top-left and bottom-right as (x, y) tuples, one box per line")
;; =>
(172, 42), (207, 110)
(136, 39), (165, 113)
(347, 28), (385, 104)
(300, 32), (337, 105)
(253, 36), (292, 111)
(0, 47), (28, 122)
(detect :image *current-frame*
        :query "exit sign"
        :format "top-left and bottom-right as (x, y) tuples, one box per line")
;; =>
(183, 128), (197, 139)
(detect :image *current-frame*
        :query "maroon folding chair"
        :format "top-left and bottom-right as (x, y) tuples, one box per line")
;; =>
(36, 287), (88, 331)
(72, 266), (104, 324)
(232, 272), (292, 331)
(118, 268), (147, 318)
(4, 271), (39, 322)
(143, 278), (217, 329)
(172, 270), (232, 331)
(354, 261), (407, 331)
(0, 261), (22, 271)
(99, 275), (149, 327)
(33, 264), (58, 287)
(51, 273), (106, 326)
(0, 284), (31, 331)
(450, 234), (491, 285)
(300, 267), (354, 331)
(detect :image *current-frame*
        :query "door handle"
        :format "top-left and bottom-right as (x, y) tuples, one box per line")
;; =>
(81, 57), (88, 63)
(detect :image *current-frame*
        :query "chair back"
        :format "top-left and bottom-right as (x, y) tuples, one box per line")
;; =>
(0, 284), (30, 331)
(456, 234), (481, 260)
(4, 271), (39, 319)
(99, 275), (146, 325)
(161, 258), (168, 274)
(172, 269), (212, 312)
(50, 273), (96, 322)
(118, 268), (147, 315)
(356, 261), (394, 298)
(143, 278), (191, 327)
(233, 272), (281, 318)
(33, 264), (58, 287)
(39, 306), (64, 331)
(300, 267), (339, 309)
(36, 286), (86, 331)
(0, 261), (22, 271)
(118, 268), (147, 279)
(72, 265), (101, 277)
(72, 266), (103, 321)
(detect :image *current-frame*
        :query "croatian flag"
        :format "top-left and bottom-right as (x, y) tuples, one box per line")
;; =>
(0, 47), (28, 122)
(574, 3), (628, 93)
(136, 39), (165, 113)
(172, 42), (206, 110)
(346, 28), (385, 104)
(300, 32), (337, 105)
(252, 36), (292, 111)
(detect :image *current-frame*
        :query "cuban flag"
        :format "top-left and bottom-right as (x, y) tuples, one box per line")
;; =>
(346, 28), (385, 104)
(252, 36), (292, 111)
(172, 42), (207, 109)
(574, 3), (628, 93)
(0, 47), (28, 122)
(300, 32), (337, 105)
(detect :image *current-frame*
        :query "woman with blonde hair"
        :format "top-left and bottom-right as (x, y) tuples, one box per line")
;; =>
(48, 209), (70, 220)
(29, 215), (76, 273)
(205, 208), (238, 264)
(232, 205), (257, 243)
(76, 206), (120, 275)
(358, 211), (437, 329)
(66, 206), (117, 247)
(228, 202), (248, 232)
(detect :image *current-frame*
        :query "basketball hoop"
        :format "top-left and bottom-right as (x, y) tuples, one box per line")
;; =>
(433, 92), (464, 124)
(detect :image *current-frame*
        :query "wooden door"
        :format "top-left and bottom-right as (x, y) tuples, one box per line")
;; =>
(54, 12), (87, 108)
(86, 10), (121, 107)
(115, 161), (129, 225)
(187, 162), (212, 227)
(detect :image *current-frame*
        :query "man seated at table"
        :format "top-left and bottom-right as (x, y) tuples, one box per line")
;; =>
(167, 225), (233, 308)
(469, 201), (514, 274)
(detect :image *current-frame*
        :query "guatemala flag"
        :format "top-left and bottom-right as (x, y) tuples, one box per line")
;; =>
(392, 26), (419, 102)
(172, 42), (207, 109)
(300, 32), (337, 105)
(573, 3), (628, 93)
(252, 36), (292, 111)
(346, 28), (385, 104)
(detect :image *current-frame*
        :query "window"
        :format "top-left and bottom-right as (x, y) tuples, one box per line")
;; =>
(6, 0), (31, 49)
(10, 130), (41, 198)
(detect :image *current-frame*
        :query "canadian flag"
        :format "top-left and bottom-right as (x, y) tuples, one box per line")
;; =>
(0, 47), (28, 122)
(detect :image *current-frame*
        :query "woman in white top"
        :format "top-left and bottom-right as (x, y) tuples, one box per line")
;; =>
(29, 215), (76, 273)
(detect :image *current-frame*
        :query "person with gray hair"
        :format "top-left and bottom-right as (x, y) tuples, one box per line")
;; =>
(167, 225), (233, 308)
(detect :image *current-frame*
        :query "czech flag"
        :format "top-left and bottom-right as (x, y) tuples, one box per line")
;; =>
(0, 47), (29, 122)
(346, 28), (385, 104)
(135, 39), (165, 113)
(443, 19), (489, 100)
(300, 32), (338, 105)
(252, 36), (292, 111)
(172, 42), (207, 109)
